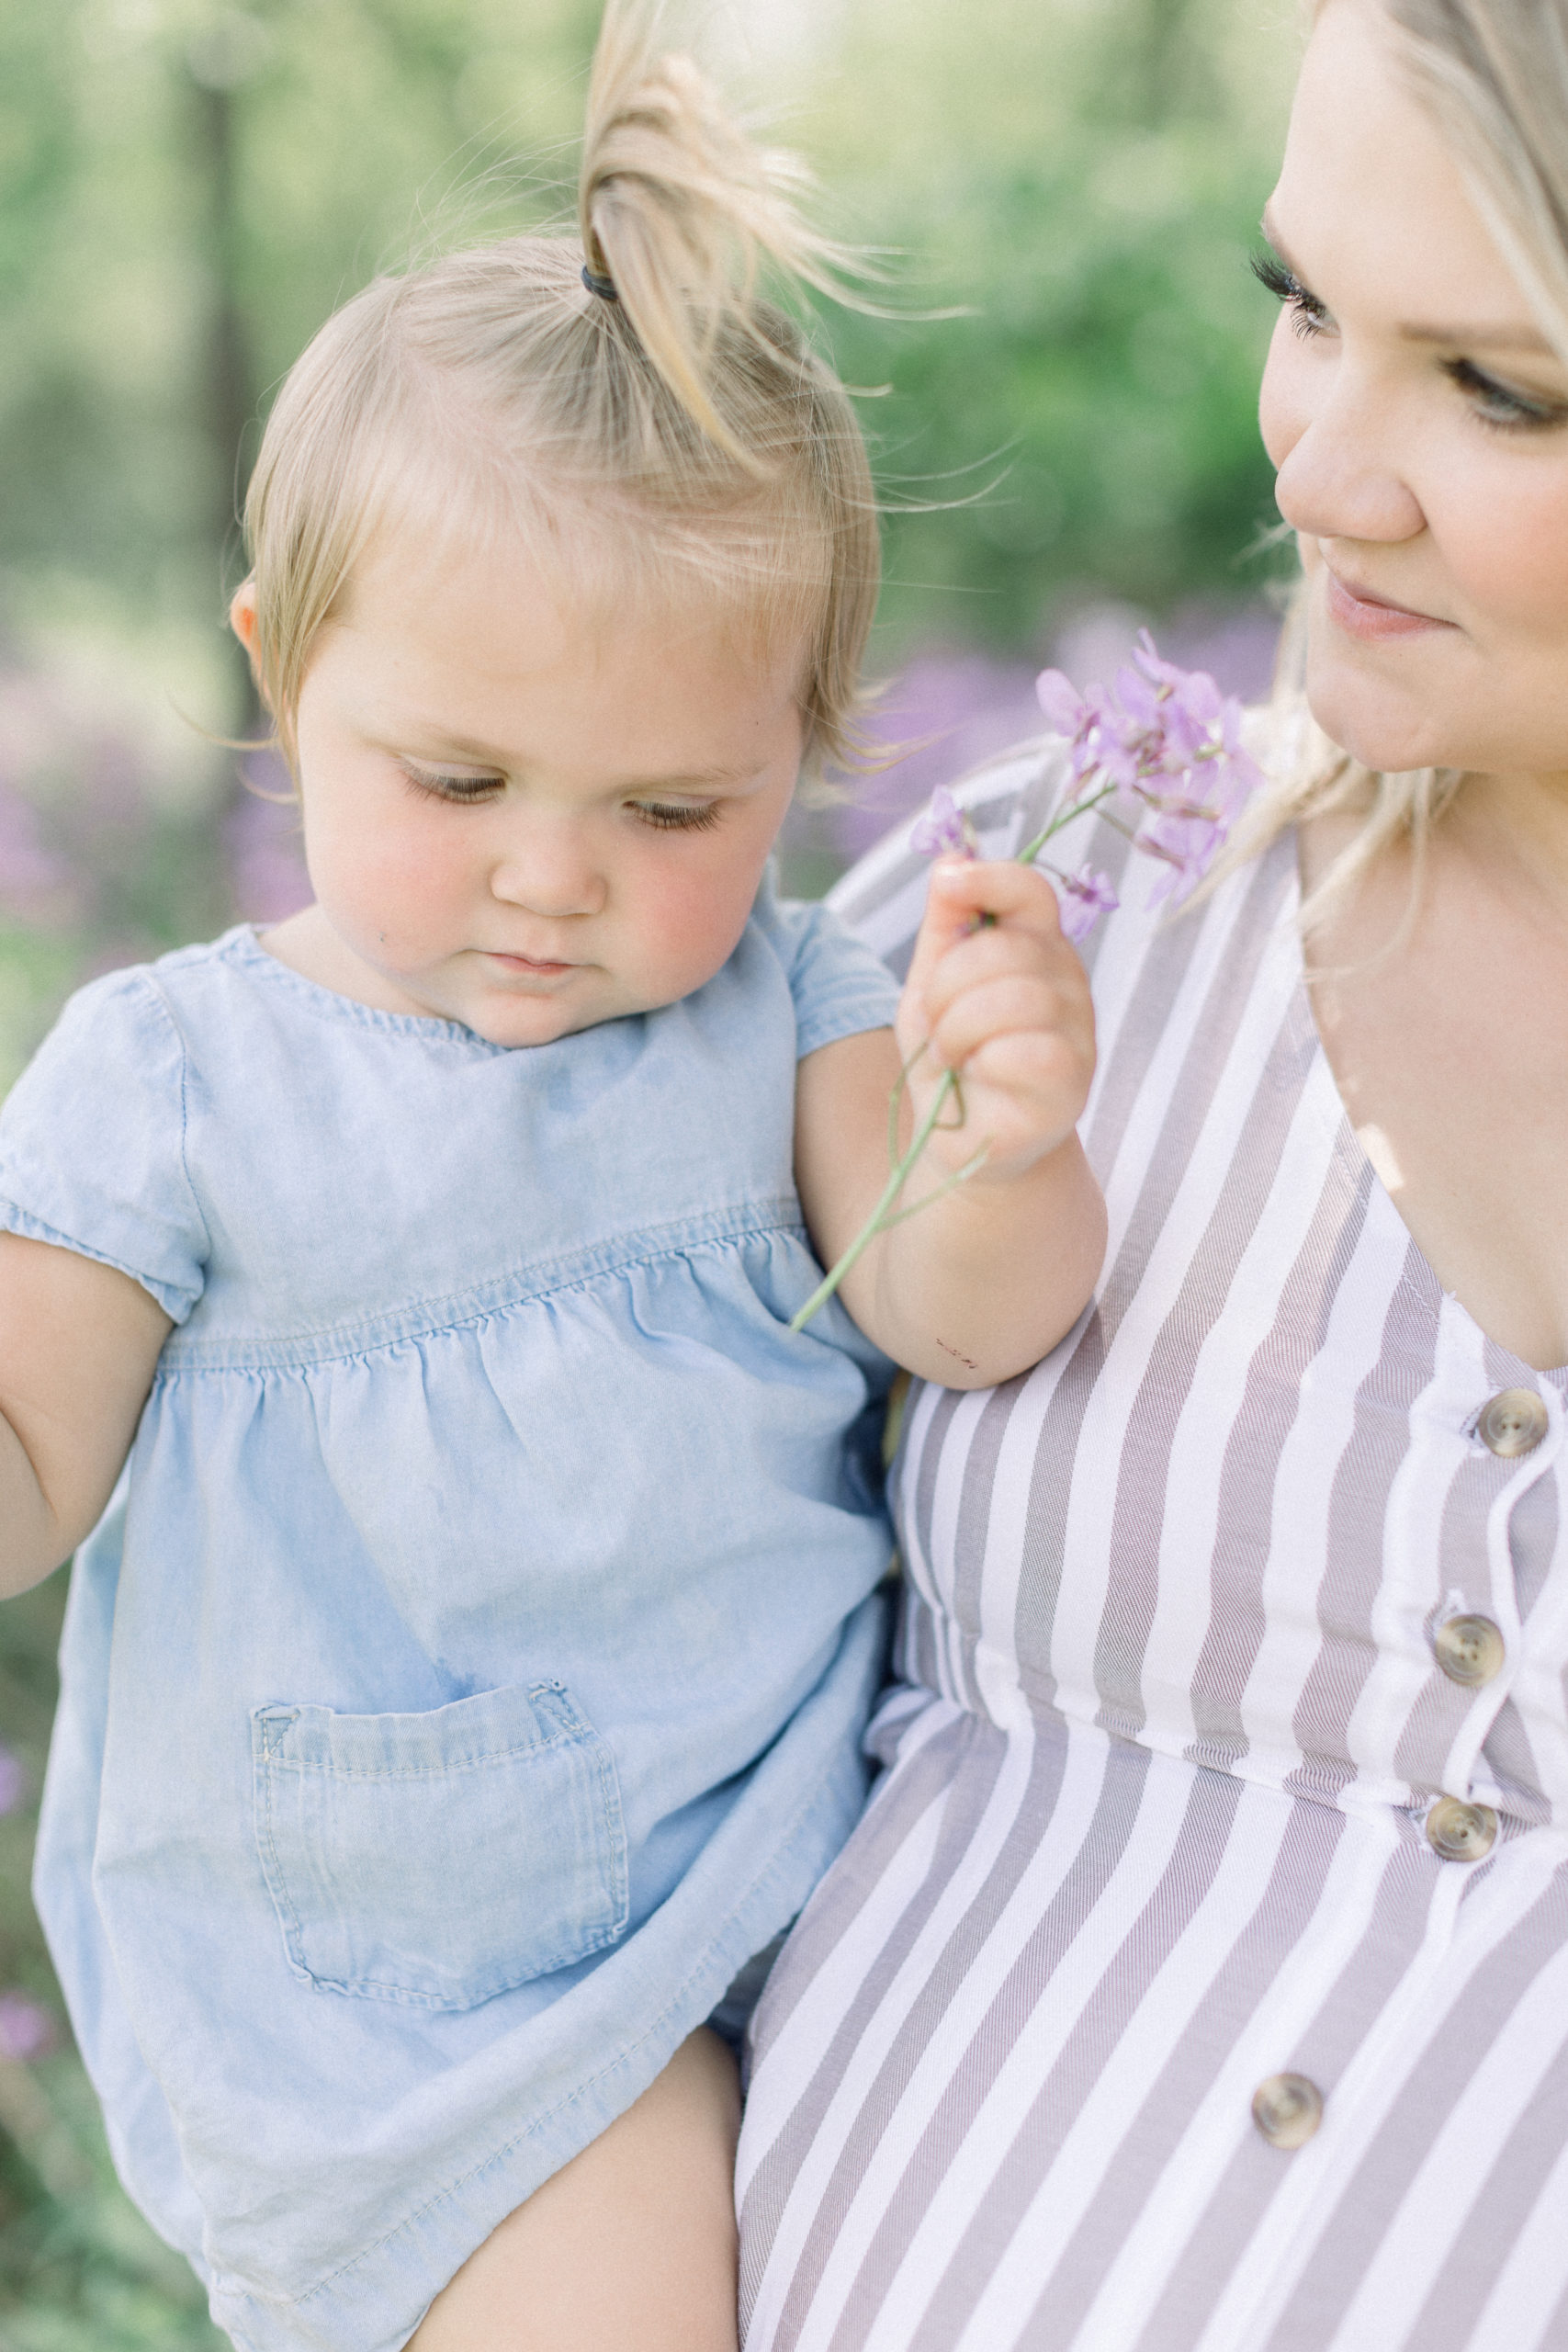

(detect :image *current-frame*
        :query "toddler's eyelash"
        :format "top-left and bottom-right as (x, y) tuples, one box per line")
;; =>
(1252, 251), (1327, 338)
(400, 764), (503, 803)
(634, 801), (722, 832)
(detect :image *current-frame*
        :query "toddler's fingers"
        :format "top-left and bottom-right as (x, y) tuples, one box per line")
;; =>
(919, 918), (1088, 1035)
(905, 858), (1065, 1009)
(949, 1024), (1089, 1106)
(929, 856), (1065, 938)
(927, 974), (1094, 1079)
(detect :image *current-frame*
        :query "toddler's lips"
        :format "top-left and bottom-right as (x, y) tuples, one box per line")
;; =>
(482, 950), (579, 979)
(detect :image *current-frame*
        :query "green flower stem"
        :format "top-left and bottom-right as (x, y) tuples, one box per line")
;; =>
(789, 1067), (964, 1332)
(1016, 776), (1119, 870)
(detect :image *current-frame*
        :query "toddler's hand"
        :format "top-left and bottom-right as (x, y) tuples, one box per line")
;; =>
(897, 857), (1096, 1188)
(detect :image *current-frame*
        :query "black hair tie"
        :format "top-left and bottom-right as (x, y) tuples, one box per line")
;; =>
(581, 264), (619, 302)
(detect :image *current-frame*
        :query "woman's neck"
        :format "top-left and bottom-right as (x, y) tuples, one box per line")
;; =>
(1447, 768), (1568, 931)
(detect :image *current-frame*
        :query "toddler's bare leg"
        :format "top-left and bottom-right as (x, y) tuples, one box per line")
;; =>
(406, 2026), (740, 2352)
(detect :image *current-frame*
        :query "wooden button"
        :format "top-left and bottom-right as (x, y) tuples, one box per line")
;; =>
(1434, 1614), (1505, 1688)
(1425, 1795), (1497, 1862)
(1252, 2073), (1323, 2149)
(1478, 1389), (1549, 1458)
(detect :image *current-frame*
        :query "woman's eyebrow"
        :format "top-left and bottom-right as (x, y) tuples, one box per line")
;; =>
(1260, 202), (1554, 356)
(1396, 319), (1555, 354)
(1258, 206), (1295, 270)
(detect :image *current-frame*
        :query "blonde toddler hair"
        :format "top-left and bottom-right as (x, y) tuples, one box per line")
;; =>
(1247, 0), (1568, 923)
(239, 0), (879, 771)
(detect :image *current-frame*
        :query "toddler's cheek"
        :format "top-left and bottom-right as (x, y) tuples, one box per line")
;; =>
(637, 870), (757, 999)
(318, 831), (464, 957)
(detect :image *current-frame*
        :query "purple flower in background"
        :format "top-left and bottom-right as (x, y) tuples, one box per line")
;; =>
(908, 786), (977, 861)
(0, 1747), (24, 1815)
(0, 1991), (54, 2064)
(1058, 866), (1120, 944)
(0, 784), (73, 920)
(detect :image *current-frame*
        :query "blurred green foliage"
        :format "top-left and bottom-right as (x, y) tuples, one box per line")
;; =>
(0, 0), (1298, 2337)
(0, 0), (1296, 680)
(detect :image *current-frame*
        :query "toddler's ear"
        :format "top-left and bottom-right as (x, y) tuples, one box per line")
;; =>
(229, 582), (265, 690)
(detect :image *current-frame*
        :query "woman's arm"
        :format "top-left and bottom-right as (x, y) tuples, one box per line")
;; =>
(795, 858), (1105, 1388)
(0, 1231), (172, 1600)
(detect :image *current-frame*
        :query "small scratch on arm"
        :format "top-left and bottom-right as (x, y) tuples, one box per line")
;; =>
(936, 1339), (981, 1372)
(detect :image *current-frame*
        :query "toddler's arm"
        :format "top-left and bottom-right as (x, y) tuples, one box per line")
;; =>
(795, 858), (1105, 1389)
(0, 1232), (171, 1600)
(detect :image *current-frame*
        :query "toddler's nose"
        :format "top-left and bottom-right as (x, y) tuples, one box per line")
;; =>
(491, 841), (606, 920)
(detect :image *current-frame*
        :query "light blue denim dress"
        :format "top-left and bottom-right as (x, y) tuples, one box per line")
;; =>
(0, 876), (897, 2352)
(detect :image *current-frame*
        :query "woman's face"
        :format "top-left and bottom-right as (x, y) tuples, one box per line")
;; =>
(1258, 0), (1568, 779)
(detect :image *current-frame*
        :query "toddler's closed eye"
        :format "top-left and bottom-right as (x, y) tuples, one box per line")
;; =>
(400, 763), (504, 804)
(632, 802), (722, 832)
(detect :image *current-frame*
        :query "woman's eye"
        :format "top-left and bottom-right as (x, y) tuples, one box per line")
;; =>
(400, 764), (504, 804)
(1252, 251), (1329, 340)
(1444, 356), (1568, 435)
(632, 800), (722, 833)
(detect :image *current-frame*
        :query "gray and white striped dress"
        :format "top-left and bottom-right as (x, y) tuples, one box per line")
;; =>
(738, 749), (1568, 2352)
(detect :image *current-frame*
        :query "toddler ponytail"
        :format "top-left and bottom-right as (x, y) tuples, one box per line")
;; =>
(578, 1), (853, 462)
(242, 0), (880, 768)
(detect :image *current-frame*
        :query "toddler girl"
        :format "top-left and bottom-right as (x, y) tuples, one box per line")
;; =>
(0, 7), (1103, 2347)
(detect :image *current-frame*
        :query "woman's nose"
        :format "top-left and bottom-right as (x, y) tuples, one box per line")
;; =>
(1267, 363), (1427, 548)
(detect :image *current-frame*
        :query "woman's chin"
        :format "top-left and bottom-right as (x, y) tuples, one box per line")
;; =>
(1303, 656), (1455, 777)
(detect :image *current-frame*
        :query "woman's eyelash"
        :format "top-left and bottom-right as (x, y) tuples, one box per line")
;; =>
(1443, 356), (1568, 434)
(634, 801), (722, 833)
(1251, 251), (1327, 338)
(1251, 254), (1568, 434)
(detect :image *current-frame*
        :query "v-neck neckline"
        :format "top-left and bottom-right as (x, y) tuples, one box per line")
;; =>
(1280, 845), (1568, 1384)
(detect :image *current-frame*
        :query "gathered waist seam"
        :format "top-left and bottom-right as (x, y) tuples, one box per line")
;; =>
(156, 1197), (807, 1373)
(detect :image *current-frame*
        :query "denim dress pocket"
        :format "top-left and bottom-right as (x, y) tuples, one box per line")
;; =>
(252, 1680), (628, 2009)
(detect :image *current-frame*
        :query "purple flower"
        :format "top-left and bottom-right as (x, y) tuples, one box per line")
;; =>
(1034, 668), (1090, 742)
(1129, 628), (1190, 692)
(0, 1747), (24, 1816)
(910, 786), (978, 861)
(1056, 865), (1120, 944)
(1032, 634), (1263, 910)
(0, 1991), (54, 2064)
(1139, 810), (1228, 907)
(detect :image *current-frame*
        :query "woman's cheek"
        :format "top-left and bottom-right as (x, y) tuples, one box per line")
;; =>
(1438, 463), (1568, 641)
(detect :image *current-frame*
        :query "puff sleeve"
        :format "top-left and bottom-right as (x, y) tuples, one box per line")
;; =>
(0, 967), (209, 1323)
(754, 874), (902, 1062)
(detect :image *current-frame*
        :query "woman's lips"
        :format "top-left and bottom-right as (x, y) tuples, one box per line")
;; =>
(1325, 568), (1450, 644)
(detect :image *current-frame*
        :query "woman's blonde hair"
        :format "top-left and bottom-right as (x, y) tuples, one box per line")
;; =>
(1245, 0), (1568, 924)
(239, 0), (879, 770)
